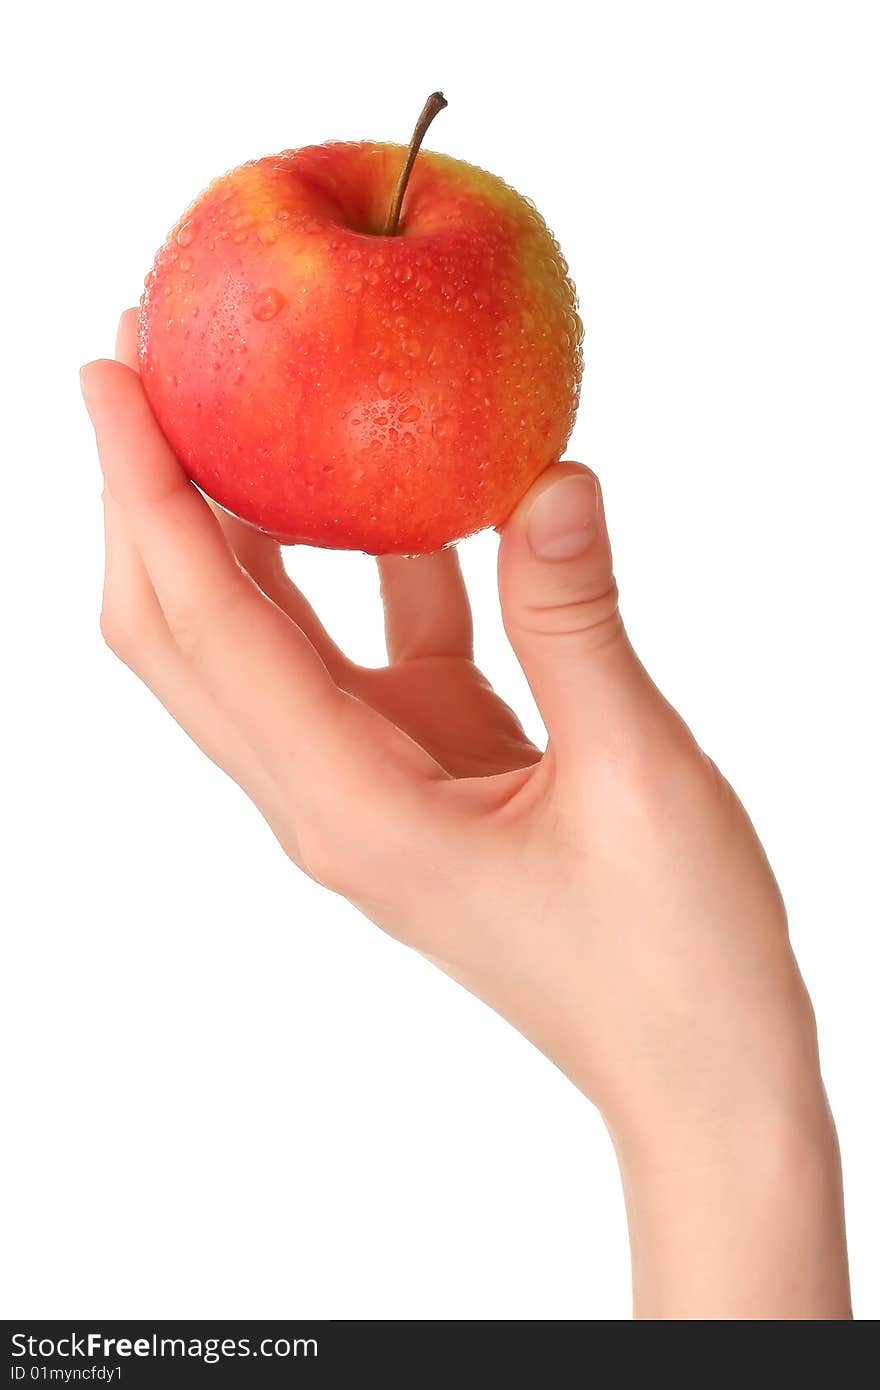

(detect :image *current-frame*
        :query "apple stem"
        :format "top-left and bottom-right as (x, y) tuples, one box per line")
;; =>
(383, 91), (448, 236)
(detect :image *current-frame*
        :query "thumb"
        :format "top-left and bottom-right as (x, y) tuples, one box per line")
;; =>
(498, 463), (643, 754)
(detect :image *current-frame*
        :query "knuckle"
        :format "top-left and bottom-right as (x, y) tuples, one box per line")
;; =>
(295, 825), (351, 896)
(167, 572), (249, 662)
(167, 613), (203, 662)
(593, 727), (720, 828)
(99, 602), (135, 662)
(519, 578), (622, 647)
(293, 787), (442, 904)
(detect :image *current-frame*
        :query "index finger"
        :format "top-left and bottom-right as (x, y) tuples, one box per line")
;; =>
(115, 307), (139, 370)
(81, 357), (442, 799)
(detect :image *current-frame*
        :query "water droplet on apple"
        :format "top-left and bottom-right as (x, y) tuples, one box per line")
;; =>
(399, 404), (421, 423)
(252, 289), (286, 321)
(345, 278), (362, 294)
(176, 221), (196, 247)
(401, 432), (415, 447)
(363, 270), (379, 286)
(257, 223), (279, 245)
(377, 371), (400, 397)
(433, 416), (458, 440)
(454, 295), (471, 312)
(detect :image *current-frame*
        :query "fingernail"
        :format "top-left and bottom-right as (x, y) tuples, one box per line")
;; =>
(526, 473), (599, 560)
(80, 363), (97, 411)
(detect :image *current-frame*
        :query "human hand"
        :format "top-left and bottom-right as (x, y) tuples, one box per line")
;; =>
(82, 309), (850, 1318)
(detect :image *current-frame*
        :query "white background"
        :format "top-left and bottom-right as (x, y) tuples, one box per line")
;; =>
(2, 0), (878, 1319)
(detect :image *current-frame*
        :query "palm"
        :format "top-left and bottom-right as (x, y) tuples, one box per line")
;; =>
(353, 656), (539, 779)
(211, 501), (538, 782)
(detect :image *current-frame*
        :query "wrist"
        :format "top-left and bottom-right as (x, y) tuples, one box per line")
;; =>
(610, 1086), (851, 1319)
(593, 951), (828, 1170)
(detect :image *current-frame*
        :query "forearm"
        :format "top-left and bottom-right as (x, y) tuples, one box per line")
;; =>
(614, 1090), (851, 1320)
(437, 901), (851, 1319)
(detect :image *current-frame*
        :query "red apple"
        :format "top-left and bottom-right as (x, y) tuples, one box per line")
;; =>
(138, 95), (583, 555)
